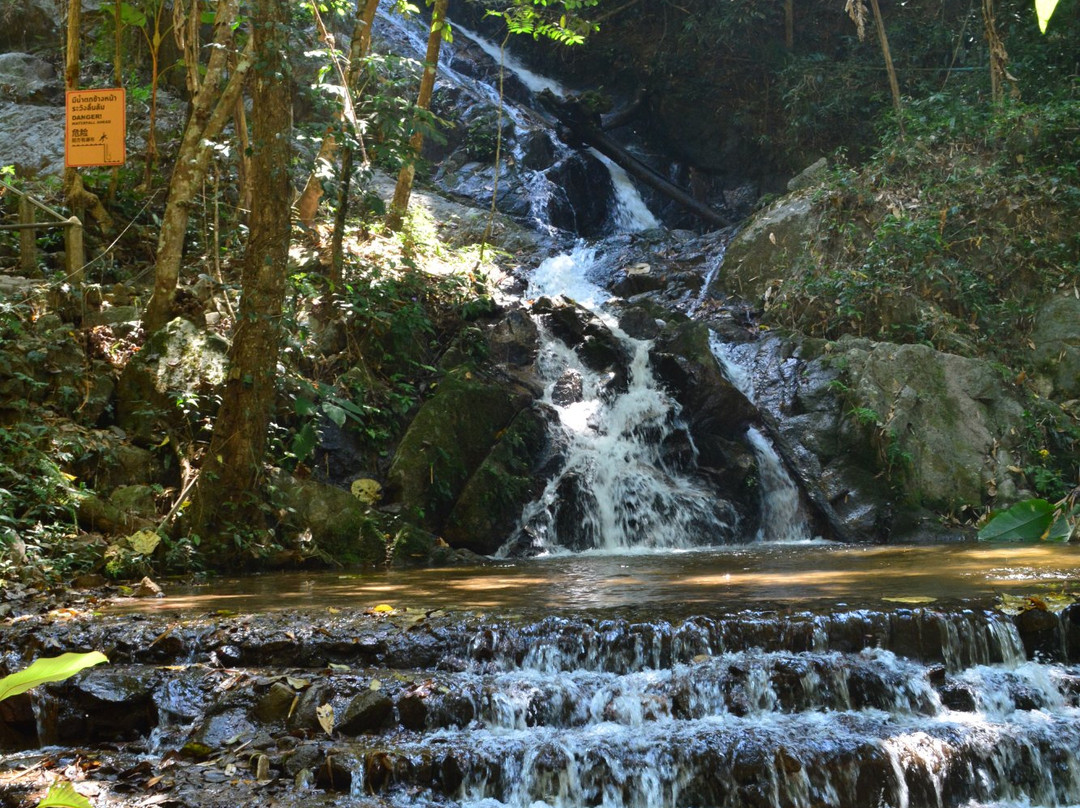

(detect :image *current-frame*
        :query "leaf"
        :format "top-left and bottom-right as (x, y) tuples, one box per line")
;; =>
(38, 780), (93, 808)
(126, 529), (161, 555)
(322, 402), (348, 428)
(290, 422), (318, 463)
(372, 604), (394, 613)
(316, 702), (334, 735)
(977, 498), (1055, 541)
(1045, 512), (1074, 542)
(1035, 0), (1060, 32)
(0, 652), (108, 703)
(369, 679), (382, 690)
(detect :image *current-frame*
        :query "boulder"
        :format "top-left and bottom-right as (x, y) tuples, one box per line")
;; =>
(443, 405), (555, 555)
(0, 102), (65, 176)
(115, 317), (229, 443)
(0, 53), (59, 103)
(842, 341), (1026, 509)
(707, 193), (818, 305)
(385, 371), (533, 529)
(271, 472), (387, 566)
(649, 320), (758, 467)
(337, 689), (393, 735)
(1029, 295), (1080, 398)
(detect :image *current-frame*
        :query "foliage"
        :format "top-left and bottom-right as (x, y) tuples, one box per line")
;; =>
(768, 97), (1080, 364)
(487, 0), (602, 44)
(37, 781), (94, 808)
(0, 652), (109, 703)
(979, 495), (1077, 541)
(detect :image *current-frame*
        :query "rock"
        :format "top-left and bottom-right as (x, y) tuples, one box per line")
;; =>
(708, 193), (817, 305)
(270, 472), (387, 565)
(0, 53), (59, 103)
(389, 523), (439, 567)
(1029, 295), (1080, 398)
(385, 371), (532, 530)
(0, 102), (65, 175)
(650, 320), (758, 464)
(253, 682), (297, 723)
(337, 689), (393, 735)
(443, 405), (555, 555)
(115, 317), (230, 444)
(786, 157), (828, 192)
(134, 576), (163, 598)
(841, 341), (1025, 509)
(109, 485), (159, 521)
(0, 0), (60, 51)
(534, 296), (630, 378)
(486, 307), (540, 368)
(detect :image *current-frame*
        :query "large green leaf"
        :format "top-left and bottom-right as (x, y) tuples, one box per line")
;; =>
(1036, 0), (1060, 32)
(978, 498), (1055, 541)
(38, 781), (93, 808)
(0, 652), (108, 703)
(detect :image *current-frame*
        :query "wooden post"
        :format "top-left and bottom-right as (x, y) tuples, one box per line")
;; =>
(18, 195), (37, 275)
(65, 216), (85, 284)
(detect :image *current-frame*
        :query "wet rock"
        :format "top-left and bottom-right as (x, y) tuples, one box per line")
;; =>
(618, 306), (661, 340)
(315, 752), (353, 792)
(288, 683), (334, 733)
(337, 689), (393, 735)
(650, 320), (758, 463)
(611, 262), (666, 298)
(253, 681), (297, 723)
(551, 369), (584, 405)
(396, 688), (428, 730)
(1015, 607), (1064, 662)
(938, 681), (977, 712)
(134, 576), (163, 598)
(533, 295), (630, 378)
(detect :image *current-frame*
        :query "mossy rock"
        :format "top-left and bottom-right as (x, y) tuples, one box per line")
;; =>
(1030, 295), (1080, 399)
(840, 341), (1025, 509)
(708, 193), (818, 305)
(270, 472), (387, 566)
(385, 371), (532, 529)
(115, 318), (229, 444)
(443, 405), (554, 555)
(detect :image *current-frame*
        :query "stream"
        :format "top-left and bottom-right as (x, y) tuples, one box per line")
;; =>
(3, 10), (1080, 808)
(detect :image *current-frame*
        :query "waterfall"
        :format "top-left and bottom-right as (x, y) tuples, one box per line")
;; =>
(511, 246), (739, 554)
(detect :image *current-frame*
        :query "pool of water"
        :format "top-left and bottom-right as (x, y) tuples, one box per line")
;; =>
(110, 541), (1080, 616)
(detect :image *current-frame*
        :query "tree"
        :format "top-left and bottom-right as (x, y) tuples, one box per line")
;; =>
(141, 0), (252, 333)
(385, 0), (450, 232)
(186, 0), (293, 561)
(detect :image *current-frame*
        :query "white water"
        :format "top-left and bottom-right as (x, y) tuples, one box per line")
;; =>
(514, 247), (738, 553)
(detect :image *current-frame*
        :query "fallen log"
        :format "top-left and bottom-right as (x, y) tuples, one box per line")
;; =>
(539, 89), (731, 229)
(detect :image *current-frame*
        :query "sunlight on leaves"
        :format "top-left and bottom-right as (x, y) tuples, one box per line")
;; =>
(37, 781), (93, 808)
(1036, 0), (1060, 32)
(0, 652), (108, 703)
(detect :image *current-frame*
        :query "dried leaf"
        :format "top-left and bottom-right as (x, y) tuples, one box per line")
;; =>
(369, 679), (382, 691)
(316, 703), (335, 736)
(882, 596), (937, 604)
(372, 604), (395, 614)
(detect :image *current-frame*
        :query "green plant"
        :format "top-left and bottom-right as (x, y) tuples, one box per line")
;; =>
(0, 652), (108, 808)
(979, 493), (1078, 541)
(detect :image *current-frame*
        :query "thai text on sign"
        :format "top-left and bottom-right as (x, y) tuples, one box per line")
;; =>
(65, 88), (126, 168)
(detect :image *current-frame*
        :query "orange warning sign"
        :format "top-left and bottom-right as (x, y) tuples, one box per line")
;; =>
(65, 88), (126, 167)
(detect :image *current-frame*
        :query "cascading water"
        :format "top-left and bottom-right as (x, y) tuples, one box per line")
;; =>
(511, 245), (739, 553)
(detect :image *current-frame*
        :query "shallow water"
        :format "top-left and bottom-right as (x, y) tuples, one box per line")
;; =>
(112, 541), (1080, 616)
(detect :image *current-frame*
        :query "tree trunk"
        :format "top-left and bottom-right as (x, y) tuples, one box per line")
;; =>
(868, 0), (905, 139)
(386, 0), (449, 232)
(982, 0), (1014, 103)
(295, 0), (380, 231)
(187, 0), (293, 562)
(142, 0), (251, 333)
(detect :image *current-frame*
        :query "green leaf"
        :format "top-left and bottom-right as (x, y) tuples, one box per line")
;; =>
(322, 403), (348, 428)
(1045, 512), (1074, 542)
(978, 498), (1055, 541)
(38, 781), (93, 808)
(0, 652), (108, 703)
(118, 2), (148, 27)
(1035, 0), (1060, 32)
(290, 422), (318, 463)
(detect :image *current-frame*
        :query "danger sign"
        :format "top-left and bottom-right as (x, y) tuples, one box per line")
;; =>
(65, 88), (126, 167)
